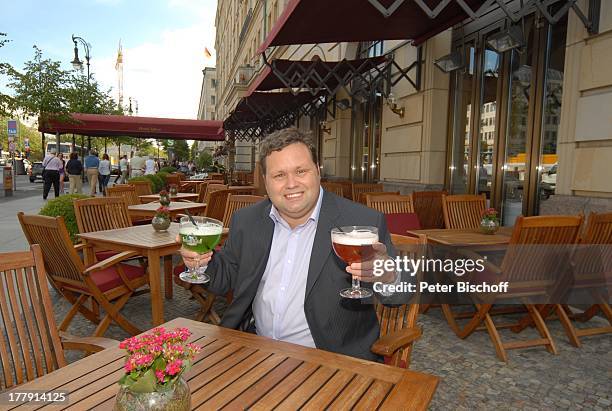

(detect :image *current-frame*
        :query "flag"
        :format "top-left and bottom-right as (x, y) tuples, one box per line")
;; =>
(204, 47), (212, 58)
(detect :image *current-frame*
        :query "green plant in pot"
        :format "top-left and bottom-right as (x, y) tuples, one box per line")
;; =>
(115, 327), (201, 411)
(158, 190), (171, 206)
(480, 207), (500, 234)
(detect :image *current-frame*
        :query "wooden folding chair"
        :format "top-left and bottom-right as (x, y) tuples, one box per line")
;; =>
(336, 180), (354, 200)
(321, 182), (344, 197)
(165, 174), (181, 187)
(366, 194), (413, 213)
(412, 190), (447, 229)
(223, 194), (266, 228)
(358, 190), (399, 205)
(442, 215), (583, 362)
(18, 212), (150, 338)
(208, 172), (225, 181)
(371, 234), (426, 368)
(352, 183), (384, 203)
(204, 188), (231, 221)
(442, 193), (486, 229)
(0, 245), (117, 389)
(228, 185), (256, 195)
(107, 184), (150, 224)
(530, 212), (612, 347)
(129, 180), (152, 196)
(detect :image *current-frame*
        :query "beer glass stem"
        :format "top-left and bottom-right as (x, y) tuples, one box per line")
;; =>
(352, 275), (360, 292)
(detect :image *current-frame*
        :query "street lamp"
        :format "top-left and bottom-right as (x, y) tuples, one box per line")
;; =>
(71, 34), (91, 81)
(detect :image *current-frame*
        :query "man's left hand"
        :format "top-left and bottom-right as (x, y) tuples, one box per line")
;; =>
(346, 242), (396, 284)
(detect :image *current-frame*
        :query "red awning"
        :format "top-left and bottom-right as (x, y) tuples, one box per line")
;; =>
(39, 113), (224, 141)
(247, 56), (387, 95)
(225, 91), (322, 126)
(258, 0), (482, 53)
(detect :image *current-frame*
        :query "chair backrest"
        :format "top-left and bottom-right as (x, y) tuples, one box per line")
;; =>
(74, 197), (132, 234)
(359, 191), (400, 205)
(165, 174), (181, 186)
(204, 189), (231, 221)
(581, 212), (612, 244)
(335, 180), (354, 199)
(222, 195), (266, 227)
(209, 173), (225, 180)
(366, 194), (412, 213)
(17, 213), (87, 294)
(228, 185), (256, 195)
(352, 183), (384, 203)
(204, 184), (228, 204)
(501, 215), (583, 285)
(321, 182), (344, 197)
(106, 184), (140, 206)
(375, 234), (426, 368)
(0, 245), (67, 389)
(412, 190), (447, 229)
(441, 194), (486, 229)
(129, 180), (152, 196)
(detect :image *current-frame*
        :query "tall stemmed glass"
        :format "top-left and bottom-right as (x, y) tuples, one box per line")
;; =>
(331, 226), (378, 299)
(178, 216), (223, 284)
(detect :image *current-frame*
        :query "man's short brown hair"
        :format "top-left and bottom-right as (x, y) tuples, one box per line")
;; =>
(258, 128), (318, 175)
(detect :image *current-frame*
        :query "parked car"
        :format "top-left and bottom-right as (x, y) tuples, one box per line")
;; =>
(28, 162), (44, 182)
(540, 164), (557, 199)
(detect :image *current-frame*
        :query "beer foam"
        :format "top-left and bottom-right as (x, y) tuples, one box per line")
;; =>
(179, 225), (222, 236)
(332, 229), (378, 245)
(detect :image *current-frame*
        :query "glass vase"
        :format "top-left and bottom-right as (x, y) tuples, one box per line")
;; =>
(169, 186), (178, 197)
(152, 215), (171, 232)
(480, 218), (500, 235)
(114, 377), (190, 411)
(159, 194), (171, 206)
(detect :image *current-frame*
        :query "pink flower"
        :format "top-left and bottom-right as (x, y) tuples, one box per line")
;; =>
(165, 359), (183, 376)
(155, 370), (166, 383)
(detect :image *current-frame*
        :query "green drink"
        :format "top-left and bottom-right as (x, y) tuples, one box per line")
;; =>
(179, 226), (222, 253)
(178, 217), (223, 283)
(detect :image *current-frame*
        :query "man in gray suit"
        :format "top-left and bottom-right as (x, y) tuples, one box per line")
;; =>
(180, 128), (400, 361)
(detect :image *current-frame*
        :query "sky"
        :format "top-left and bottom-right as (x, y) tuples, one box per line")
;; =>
(2, 0), (217, 119)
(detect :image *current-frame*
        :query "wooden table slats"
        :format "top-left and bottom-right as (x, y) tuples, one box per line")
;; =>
(407, 227), (513, 246)
(139, 193), (199, 203)
(4, 319), (438, 411)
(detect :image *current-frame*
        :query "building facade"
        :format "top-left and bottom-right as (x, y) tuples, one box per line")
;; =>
(209, 0), (611, 222)
(197, 67), (219, 153)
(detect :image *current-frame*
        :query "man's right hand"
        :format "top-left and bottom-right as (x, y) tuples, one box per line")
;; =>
(176, 235), (213, 269)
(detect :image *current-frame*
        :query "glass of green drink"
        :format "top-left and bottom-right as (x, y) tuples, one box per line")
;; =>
(178, 216), (223, 284)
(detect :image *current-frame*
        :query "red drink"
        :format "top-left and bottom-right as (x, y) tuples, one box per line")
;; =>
(331, 229), (378, 264)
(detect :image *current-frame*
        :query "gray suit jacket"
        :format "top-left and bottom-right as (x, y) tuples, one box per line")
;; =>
(206, 190), (397, 361)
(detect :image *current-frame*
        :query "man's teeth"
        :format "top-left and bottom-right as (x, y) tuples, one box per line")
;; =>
(286, 193), (302, 198)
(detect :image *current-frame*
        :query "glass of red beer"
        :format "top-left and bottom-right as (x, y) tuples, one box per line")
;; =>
(331, 226), (378, 299)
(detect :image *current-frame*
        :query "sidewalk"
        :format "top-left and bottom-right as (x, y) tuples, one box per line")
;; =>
(0, 177), (114, 252)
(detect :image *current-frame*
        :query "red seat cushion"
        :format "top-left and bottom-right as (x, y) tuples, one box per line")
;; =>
(385, 213), (421, 235)
(90, 263), (146, 292)
(95, 250), (119, 261)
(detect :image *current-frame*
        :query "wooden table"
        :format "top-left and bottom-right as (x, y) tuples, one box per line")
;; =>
(139, 193), (199, 203)
(79, 223), (182, 326)
(128, 201), (206, 220)
(2, 318), (439, 410)
(407, 226), (513, 247)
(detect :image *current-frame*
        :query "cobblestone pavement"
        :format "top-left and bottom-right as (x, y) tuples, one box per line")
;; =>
(49, 271), (611, 411)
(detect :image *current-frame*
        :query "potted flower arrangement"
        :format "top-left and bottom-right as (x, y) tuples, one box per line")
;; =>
(115, 327), (201, 411)
(152, 206), (171, 232)
(480, 207), (500, 234)
(168, 184), (178, 197)
(159, 190), (171, 206)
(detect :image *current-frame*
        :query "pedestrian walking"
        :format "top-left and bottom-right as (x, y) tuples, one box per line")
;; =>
(66, 152), (83, 194)
(41, 149), (62, 200)
(98, 153), (111, 195)
(130, 152), (145, 177)
(118, 154), (129, 184)
(84, 151), (100, 196)
(58, 154), (66, 194)
(145, 155), (157, 175)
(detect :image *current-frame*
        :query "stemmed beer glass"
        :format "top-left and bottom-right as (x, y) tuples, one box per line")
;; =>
(331, 226), (378, 299)
(178, 216), (223, 284)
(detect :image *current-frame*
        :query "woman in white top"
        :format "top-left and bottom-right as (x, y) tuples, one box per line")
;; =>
(145, 155), (157, 175)
(98, 153), (112, 195)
